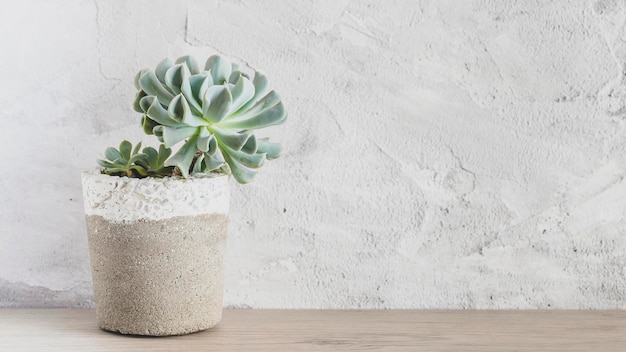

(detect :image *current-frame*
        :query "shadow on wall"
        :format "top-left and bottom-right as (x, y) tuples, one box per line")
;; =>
(0, 279), (93, 308)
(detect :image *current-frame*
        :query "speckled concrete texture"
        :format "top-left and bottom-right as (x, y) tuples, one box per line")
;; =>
(86, 214), (228, 335)
(2, 1), (626, 309)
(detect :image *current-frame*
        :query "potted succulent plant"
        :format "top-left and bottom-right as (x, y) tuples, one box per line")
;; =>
(81, 54), (286, 336)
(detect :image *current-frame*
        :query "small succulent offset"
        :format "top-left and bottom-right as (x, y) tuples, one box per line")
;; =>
(99, 55), (286, 184)
(98, 141), (175, 178)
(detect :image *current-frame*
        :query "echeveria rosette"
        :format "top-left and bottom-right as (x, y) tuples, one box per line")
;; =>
(132, 55), (286, 183)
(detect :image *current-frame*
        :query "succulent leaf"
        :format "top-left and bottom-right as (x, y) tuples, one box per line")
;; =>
(207, 135), (218, 155)
(225, 147), (266, 169)
(168, 94), (191, 122)
(142, 146), (158, 163)
(229, 75), (255, 113)
(153, 125), (165, 142)
(165, 136), (199, 178)
(141, 96), (181, 126)
(222, 151), (256, 184)
(170, 94), (207, 126)
(119, 140), (132, 161)
(133, 90), (148, 113)
(157, 144), (172, 166)
(204, 158), (225, 172)
(202, 85), (232, 123)
(206, 55), (232, 84)
(211, 126), (251, 151)
(105, 147), (122, 162)
(204, 147), (226, 171)
(134, 68), (149, 90)
(192, 153), (205, 174)
(132, 141), (143, 155)
(164, 64), (190, 94)
(197, 133), (212, 153)
(220, 101), (286, 130)
(176, 55), (200, 75)
(241, 134), (257, 154)
(234, 71), (269, 114)
(139, 70), (174, 105)
(141, 115), (158, 135)
(232, 90), (282, 119)
(161, 126), (198, 148)
(257, 138), (282, 159)
(181, 75), (205, 114)
(129, 152), (148, 164)
(96, 159), (115, 168)
(138, 94), (153, 113)
(155, 58), (174, 84)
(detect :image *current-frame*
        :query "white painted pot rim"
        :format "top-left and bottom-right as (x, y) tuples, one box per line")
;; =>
(81, 169), (230, 223)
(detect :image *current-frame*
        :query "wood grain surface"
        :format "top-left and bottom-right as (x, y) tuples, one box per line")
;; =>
(1, 309), (625, 351)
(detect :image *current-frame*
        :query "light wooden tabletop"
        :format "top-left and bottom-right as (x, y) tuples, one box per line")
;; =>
(1, 309), (625, 351)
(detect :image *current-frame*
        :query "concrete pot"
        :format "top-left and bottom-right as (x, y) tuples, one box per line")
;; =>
(81, 170), (229, 336)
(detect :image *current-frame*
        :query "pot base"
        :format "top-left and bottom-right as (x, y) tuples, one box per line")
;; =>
(86, 214), (227, 336)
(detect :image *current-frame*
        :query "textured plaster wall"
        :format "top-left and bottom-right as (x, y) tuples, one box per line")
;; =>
(2, 0), (626, 308)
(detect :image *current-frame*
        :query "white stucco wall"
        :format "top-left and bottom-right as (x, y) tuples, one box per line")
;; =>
(2, 0), (626, 308)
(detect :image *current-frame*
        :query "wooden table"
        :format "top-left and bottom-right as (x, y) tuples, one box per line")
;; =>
(1, 309), (625, 351)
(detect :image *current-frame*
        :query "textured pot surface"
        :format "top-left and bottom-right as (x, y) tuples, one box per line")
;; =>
(81, 170), (229, 336)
